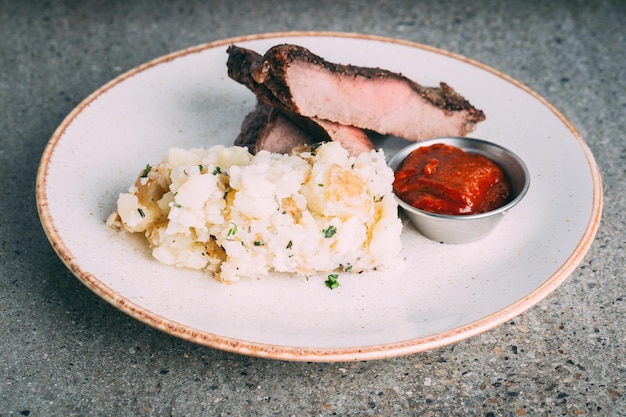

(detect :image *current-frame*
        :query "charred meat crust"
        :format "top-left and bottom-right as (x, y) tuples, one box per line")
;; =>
(227, 45), (284, 109)
(227, 45), (320, 129)
(227, 43), (485, 153)
(228, 45), (375, 154)
(250, 43), (485, 121)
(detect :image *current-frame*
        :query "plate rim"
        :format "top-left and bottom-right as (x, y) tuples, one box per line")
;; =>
(35, 31), (603, 362)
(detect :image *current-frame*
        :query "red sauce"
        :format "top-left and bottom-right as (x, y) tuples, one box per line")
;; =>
(393, 143), (511, 215)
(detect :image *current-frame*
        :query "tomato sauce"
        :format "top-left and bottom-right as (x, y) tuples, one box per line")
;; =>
(393, 143), (511, 215)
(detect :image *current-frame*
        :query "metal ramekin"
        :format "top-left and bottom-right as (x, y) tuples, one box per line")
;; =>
(388, 137), (530, 244)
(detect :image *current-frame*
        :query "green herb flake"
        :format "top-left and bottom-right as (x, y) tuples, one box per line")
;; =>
(198, 164), (204, 172)
(172, 203), (182, 209)
(253, 241), (265, 246)
(140, 164), (152, 178)
(212, 166), (222, 175)
(286, 240), (293, 249)
(343, 264), (353, 273)
(317, 183), (324, 187)
(227, 222), (237, 237)
(137, 208), (145, 218)
(325, 274), (340, 289)
(322, 225), (337, 238)
(310, 142), (323, 155)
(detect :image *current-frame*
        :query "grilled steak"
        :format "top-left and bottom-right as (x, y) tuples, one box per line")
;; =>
(235, 101), (313, 154)
(311, 118), (374, 155)
(254, 108), (313, 154)
(227, 45), (283, 109)
(248, 44), (485, 140)
(236, 100), (374, 156)
(228, 45), (375, 155)
(234, 100), (273, 151)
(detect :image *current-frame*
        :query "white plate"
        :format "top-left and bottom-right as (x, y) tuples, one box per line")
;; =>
(36, 32), (602, 361)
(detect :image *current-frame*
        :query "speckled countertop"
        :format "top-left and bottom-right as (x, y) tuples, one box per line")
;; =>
(1, 1), (624, 416)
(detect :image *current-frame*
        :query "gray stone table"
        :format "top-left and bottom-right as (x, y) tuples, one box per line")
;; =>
(1, 0), (624, 415)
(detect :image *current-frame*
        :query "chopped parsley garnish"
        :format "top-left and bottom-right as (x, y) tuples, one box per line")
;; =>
(137, 208), (145, 218)
(253, 241), (265, 246)
(227, 222), (237, 237)
(325, 274), (340, 289)
(198, 164), (204, 172)
(322, 225), (337, 238)
(343, 264), (353, 273)
(172, 203), (181, 209)
(212, 166), (222, 175)
(310, 142), (323, 155)
(140, 164), (152, 178)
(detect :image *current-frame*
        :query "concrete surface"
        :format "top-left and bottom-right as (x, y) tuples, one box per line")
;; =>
(1, 0), (624, 415)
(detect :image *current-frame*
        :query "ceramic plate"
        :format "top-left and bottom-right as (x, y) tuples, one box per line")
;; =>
(36, 32), (602, 361)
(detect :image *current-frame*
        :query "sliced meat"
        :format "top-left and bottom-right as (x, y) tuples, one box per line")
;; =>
(234, 100), (273, 151)
(227, 45), (284, 109)
(312, 119), (374, 155)
(249, 43), (486, 141)
(236, 101), (311, 154)
(253, 104), (314, 154)
(227, 45), (375, 156)
(236, 100), (374, 156)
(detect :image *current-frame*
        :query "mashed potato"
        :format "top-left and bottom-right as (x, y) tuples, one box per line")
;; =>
(107, 142), (402, 283)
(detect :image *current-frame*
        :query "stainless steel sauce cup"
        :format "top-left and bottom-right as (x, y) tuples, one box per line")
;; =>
(387, 137), (530, 244)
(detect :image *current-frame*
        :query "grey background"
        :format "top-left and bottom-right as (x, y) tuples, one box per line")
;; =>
(1, 0), (624, 415)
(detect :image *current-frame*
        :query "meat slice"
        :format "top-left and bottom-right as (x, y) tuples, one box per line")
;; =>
(311, 119), (374, 155)
(248, 44), (485, 141)
(234, 100), (273, 151)
(228, 45), (375, 156)
(236, 101), (313, 154)
(236, 100), (374, 156)
(227, 45), (285, 110)
(254, 109), (312, 154)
